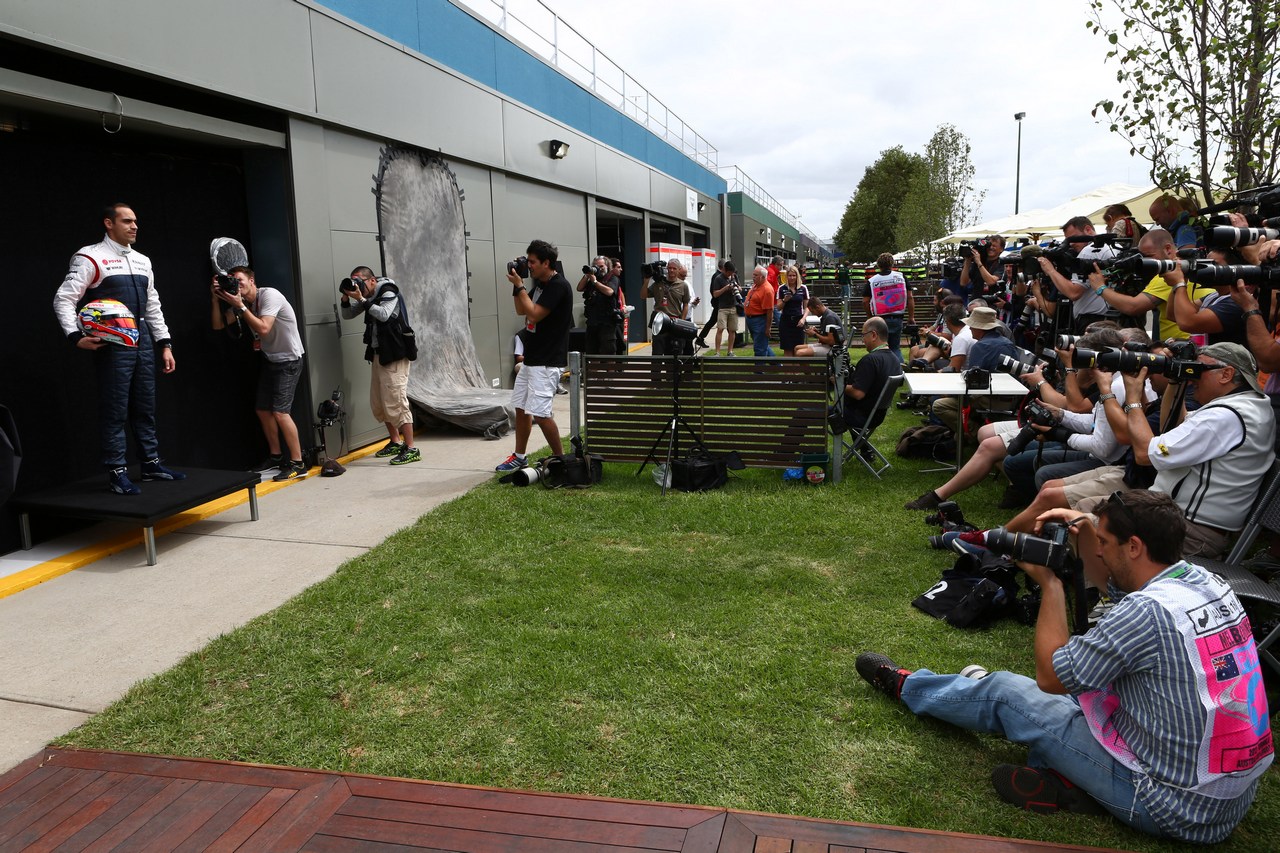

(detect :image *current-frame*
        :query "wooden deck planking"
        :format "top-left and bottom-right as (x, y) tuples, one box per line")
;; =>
(0, 749), (1118, 853)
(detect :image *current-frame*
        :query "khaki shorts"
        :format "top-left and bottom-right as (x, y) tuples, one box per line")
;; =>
(716, 308), (739, 332)
(1061, 465), (1126, 512)
(371, 358), (412, 427)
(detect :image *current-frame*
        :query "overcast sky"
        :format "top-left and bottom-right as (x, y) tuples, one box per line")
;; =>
(533, 0), (1146, 241)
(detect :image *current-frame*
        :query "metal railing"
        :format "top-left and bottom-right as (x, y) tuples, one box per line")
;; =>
(720, 166), (799, 228)
(456, 0), (718, 170)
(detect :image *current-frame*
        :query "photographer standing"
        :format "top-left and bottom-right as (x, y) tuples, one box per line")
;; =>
(339, 266), (419, 466)
(1035, 217), (1117, 333)
(495, 240), (572, 473)
(644, 258), (696, 356)
(959, 235), (1006, 304)
(859, 490), (1272, 843)
(863, 253), (915, 365)
(698, 260), (740, 356)
(212, 266), (308, 480)
(577, 255), (621, 355)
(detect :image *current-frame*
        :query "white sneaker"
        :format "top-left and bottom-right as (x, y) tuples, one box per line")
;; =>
(959, 664), (989, 680)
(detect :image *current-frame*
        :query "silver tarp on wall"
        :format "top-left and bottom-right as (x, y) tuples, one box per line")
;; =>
(376, 148), (512, 437)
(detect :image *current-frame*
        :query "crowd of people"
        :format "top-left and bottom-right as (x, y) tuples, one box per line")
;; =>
(856, 193), (1279, 843)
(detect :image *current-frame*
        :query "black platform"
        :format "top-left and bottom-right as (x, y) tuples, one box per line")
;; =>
(11, 467), (261, 565)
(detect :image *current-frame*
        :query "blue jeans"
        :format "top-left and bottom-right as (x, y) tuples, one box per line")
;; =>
(882, 313), (905, 364)
(1001, 443), (1097, 495)
(746, 314), (774, 357)
(901, 670), (1161, 835)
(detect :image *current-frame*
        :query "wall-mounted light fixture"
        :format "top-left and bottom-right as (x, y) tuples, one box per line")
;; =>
(549, 139), (570, 159)
(758, 228), (766, 235)
(696, 202), (706, 212)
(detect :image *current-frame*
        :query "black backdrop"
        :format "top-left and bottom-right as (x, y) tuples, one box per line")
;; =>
(0, 118), (304, 550)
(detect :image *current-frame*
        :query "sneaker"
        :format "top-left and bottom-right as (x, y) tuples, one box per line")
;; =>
(904, 490), (942, 511)
(959, 664), (990, 680)
(495, 453), (528, 473)
(375, 442), (403, 459)
(1087, 597), (1117, 626)
(141, 458), (186, 481)
(108, 467), (141, 496)
(991, 765), (1106, 815)
(252, 454), (284, 473)
(272, 460), (308, 482)
(855, 652), (912, 701)
(390, 446), (421, 465)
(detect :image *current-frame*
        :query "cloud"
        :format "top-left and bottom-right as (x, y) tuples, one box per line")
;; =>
(537, 0), (1146, 239)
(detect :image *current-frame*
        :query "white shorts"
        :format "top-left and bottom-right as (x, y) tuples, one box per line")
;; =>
(993, 419), (1023, 447)
(808, 344), (832, 357)
(511, 364), (560, 419)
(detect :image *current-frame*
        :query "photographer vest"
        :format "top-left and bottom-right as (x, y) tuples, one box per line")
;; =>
(1077, 563), (1272, 801)
(867, 271), (907, 316)
(1154, 391), (1275, 531)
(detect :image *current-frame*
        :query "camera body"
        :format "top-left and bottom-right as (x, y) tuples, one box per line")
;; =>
(984, 523), (1074, 579)
(217, 274), (240, 295)
(507, 256), (530, 278)
(642, 259), (668, 281)
(1005, 398), (1063, 456)
(338, 277), (362, 296)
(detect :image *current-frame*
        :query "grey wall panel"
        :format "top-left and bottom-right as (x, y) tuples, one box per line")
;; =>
(0, 0), (316, 112)
(649, 173), (690, 222)
(500, 102), (594, 194)
(468, 238), (499, 324)
(309, 12), (505, 167)
(323, 131), (384, 235)
(595, 147), (651, 210)
(448, 160), (494, 241)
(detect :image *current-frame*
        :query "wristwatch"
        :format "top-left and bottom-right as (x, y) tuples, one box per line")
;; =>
(1099, 393), (1116, 402)
(233, 307), (245, 319)
(1123, 402), (1144, 412)
(1244, 308), (1263, 320)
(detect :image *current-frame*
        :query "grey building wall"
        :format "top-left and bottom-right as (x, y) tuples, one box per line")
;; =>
(0, 0), (725, 447)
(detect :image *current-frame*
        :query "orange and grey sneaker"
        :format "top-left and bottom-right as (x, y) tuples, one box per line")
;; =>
(991, 765), (1106, 815)
(855, 652), (912, 701)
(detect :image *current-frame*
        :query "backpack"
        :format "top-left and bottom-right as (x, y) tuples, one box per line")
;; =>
(895, 424), (956, 460)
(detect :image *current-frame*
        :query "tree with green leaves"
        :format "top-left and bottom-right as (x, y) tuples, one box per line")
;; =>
(1087, 0), (1280, 205)
(833, 146), (925, 259)
(895, 124), (985, 255)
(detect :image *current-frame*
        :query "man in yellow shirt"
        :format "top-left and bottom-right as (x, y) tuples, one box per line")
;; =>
(1092, 228), (1212, 342)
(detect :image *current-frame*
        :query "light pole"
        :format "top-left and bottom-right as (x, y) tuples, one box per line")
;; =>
(1013, 112), (1026, 214)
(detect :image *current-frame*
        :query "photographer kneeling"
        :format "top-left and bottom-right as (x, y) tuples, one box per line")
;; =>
(859, 490), (1273, 843)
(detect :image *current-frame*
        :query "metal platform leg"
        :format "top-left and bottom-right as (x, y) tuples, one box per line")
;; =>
(19, 512), (32, 550)
(248, 484), (260, 521)
(143, 526), (157, 566)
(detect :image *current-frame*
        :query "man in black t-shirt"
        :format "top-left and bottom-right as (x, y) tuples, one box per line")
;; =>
(495, 239), (573, 472)
(843, 316), (904, 433)
(578, 254), (622, 354)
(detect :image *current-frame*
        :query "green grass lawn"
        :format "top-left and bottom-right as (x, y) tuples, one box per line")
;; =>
(58, 387), (1277, 852)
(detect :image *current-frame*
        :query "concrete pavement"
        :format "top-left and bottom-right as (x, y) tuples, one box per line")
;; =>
(0, 392), (572, 773)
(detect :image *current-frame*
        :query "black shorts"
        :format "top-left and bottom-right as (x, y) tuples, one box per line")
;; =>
(256, 358), (302, 413)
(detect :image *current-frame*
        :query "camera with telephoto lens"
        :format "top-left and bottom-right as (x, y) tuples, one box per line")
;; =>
(507, 256), (530, 278)
(1056, 334), (1080, 351)
(960, 238), (990, 259)
(996, 348), (1047, 378)
(642, 259), (669, 281)
(1184, 261), (1280, 288)
(1040, 242), (1098, 279)
(984, 523), (1075, 579)
(924, 331), (951, 351)
(1005, 398), (1067, 456)
(1098, 248), (1158, 296)
(1092, 347), (1209, 383)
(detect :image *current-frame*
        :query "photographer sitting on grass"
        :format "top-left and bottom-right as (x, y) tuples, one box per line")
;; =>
(859, 490), (1273, 844)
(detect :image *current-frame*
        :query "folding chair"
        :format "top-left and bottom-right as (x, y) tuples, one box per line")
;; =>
(841, 373), (905, 479)
(1197, 460), (1280, 696)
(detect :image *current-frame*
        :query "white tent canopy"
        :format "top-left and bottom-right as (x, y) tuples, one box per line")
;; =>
(933, 183), (1163, 244)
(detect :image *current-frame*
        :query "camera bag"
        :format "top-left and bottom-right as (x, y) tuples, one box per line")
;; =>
(669, 446), (744, 492)
(912, 551), (1028, 629)
(538, 453), (604, 489)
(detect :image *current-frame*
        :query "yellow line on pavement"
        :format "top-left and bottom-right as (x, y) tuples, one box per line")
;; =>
(0, 443), (388, 600)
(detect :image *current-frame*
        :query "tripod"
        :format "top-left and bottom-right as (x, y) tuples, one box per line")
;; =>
(636, 353), (706, 496)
